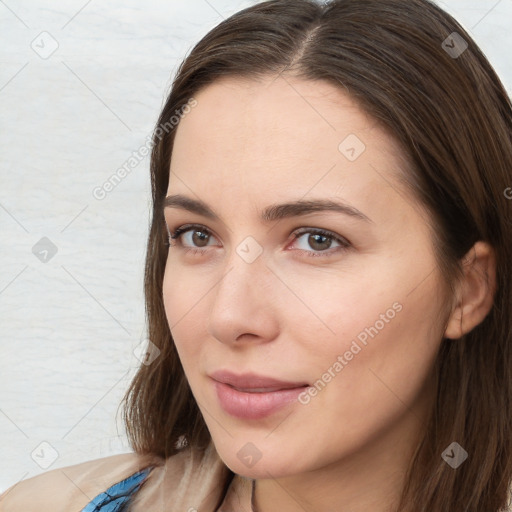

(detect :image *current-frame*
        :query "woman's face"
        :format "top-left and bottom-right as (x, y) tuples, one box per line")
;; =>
(162, 75), (449, 479)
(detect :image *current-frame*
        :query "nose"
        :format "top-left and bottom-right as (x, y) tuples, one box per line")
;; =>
(207, 249), (280, 346)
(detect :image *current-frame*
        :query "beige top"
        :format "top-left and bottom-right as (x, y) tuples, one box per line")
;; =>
(0, 442), (254, 511)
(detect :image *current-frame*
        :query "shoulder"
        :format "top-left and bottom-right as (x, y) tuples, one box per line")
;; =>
(129, 443), (233, 511)
(0, 452), (162, 512)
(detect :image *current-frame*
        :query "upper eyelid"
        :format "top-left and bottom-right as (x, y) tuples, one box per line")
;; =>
(167, 223), (214, 238)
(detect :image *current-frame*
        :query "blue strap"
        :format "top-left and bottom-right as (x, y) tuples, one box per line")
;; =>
(80, 467), (153, 512)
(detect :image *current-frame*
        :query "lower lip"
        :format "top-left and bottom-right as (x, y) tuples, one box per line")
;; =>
(213, 381), (307, 419)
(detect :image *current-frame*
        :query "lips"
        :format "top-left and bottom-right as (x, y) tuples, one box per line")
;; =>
(231, 387), (285, 393)
(209, 370), (310, 419)
(209, 369), (309, 391)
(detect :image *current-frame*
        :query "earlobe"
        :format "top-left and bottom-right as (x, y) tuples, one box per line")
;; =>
(443, 241), (497, 340)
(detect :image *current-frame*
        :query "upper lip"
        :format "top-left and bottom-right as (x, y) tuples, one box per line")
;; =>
(209, 370), (309, 390)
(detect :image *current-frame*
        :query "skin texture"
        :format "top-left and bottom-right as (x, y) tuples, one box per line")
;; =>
(162, 75), (496, 512)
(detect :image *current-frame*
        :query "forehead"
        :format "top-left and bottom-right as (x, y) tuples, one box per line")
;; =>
(173, 75), (380, 165)
(168, 75), (419, 228)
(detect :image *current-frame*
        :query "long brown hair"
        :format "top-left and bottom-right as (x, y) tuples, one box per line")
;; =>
(121, 1), (512, 509)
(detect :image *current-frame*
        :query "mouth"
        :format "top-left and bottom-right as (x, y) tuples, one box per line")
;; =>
(209, 370), (310, 420)
(209, 369), (309, 390)
(228, 385), (302, 393)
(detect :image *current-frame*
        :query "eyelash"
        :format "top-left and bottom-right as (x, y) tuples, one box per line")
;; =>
(164, 223), (351, 258)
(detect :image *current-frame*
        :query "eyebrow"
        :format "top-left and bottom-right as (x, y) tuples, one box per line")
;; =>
(163, 194), (373, 224)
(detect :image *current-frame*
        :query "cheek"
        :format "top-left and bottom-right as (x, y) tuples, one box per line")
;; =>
(287, 267), (399, 360)
(162, 260), (206, 366)
(306, 274), (443, 421)
(162, 254), (209, 323)
(296, 254), (440, 377)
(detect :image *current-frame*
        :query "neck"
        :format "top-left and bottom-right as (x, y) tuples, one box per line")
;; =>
(251, 409), (426, 512)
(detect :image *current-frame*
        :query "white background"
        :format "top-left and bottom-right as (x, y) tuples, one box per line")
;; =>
(1, 0), (511, 495)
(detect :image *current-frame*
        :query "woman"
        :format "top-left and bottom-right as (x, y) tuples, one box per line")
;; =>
(2, 0), (511, 510)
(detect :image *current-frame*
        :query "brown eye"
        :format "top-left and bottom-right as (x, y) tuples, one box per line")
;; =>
(190, 229), (210, 247)
(168, 224), (217, 251)
(291, 228), (350, 257)
(307, 233), (332, 251)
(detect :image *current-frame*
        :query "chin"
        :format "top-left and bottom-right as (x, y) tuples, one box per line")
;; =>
(212, 438), (301, 479)
(224, 457), (294, 480)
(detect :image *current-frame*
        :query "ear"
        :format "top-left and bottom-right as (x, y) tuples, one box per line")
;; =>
(444, 241), (497, 340)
